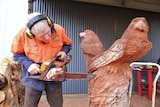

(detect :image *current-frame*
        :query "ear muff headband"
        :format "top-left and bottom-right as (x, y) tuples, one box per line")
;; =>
(26, 14), (54, 39)
(27, 14), (52, 30)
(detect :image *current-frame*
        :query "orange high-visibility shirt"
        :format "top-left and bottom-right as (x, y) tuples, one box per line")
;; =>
(11, 24), (72, 63)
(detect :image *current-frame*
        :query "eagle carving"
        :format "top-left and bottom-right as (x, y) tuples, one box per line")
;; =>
(80, 17), (152, 107)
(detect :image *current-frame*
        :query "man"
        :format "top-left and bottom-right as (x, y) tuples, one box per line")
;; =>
(11, 12), (72, 107)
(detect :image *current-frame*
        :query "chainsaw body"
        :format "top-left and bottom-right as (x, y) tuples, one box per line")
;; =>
(28, 55), (95, 81)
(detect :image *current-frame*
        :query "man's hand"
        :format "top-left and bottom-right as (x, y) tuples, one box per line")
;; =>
(56, 51), (66, 60)
(46, 67), (65, 81)
(28, 63), (40, 74)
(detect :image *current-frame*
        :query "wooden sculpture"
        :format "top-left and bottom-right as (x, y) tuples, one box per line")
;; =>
(80, 17), (152, 107)
(0, 57), (25, 107)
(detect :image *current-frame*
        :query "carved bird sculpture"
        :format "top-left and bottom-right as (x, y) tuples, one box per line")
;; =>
(80, 17), (152, 107)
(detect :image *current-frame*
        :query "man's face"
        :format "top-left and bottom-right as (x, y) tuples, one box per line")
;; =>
(33, 24), (52, 43)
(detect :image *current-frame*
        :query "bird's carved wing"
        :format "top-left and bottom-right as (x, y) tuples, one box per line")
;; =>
(88, 39), (126, 72)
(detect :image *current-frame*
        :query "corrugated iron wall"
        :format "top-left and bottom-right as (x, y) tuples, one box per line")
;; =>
(33, 0), (160, 93)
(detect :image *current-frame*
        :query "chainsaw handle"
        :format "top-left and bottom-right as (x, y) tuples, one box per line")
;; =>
(39, 55), (62, 79)
(56, 55), (61, 59)
(55, 55), (63, 62)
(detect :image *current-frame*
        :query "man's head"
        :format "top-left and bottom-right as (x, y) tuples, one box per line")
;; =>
(26, 12), (55, 42)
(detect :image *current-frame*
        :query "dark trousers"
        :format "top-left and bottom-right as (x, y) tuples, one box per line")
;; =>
(23, 82), (63, 107)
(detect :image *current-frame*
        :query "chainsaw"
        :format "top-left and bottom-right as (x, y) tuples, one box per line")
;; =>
(28, 55), (95, 81)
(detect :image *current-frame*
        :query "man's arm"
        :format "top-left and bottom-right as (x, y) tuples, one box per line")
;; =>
(61, 44), (72, 54)
(13, 53), (34, 69)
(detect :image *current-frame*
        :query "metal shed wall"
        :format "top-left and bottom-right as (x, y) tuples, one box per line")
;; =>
(33, 0), (160, 93)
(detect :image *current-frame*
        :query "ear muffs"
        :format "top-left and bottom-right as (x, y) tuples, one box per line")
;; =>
(46, 16), (53, 27)
(26, 29), (35, 39)
(26, 14), (54, 39)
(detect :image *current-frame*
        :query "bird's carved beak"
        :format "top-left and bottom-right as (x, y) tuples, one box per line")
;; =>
(134, 20), (146, 31)
(79, 32), (85, 37)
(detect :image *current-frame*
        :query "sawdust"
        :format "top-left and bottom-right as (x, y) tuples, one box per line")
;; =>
(130, 91), (160, 107)
(38, 92), (160, 107)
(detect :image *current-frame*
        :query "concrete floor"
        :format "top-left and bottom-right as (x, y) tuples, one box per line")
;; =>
(38, 94), (88, 107)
